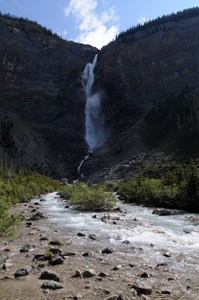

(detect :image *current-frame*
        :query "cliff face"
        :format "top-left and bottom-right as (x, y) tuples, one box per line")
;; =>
(96, 15), (199, 132)
(0, 16), (97, 179)
(83, 14), (199, 182)
(0, 12), (199, 181)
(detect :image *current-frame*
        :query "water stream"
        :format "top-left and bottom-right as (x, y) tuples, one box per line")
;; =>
(40, 193), (199, 273)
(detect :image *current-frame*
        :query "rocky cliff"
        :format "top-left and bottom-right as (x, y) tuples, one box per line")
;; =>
(0, 15), (97, 179)
(83, 11), (199, 182)
(0, 9), (199, 181)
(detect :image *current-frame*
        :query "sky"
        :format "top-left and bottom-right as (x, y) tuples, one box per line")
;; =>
(0, 0), (199, 49)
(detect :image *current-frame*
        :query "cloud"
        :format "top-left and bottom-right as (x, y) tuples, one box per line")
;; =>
(138, 17), (152, 25)
(65, 0), (119, 49)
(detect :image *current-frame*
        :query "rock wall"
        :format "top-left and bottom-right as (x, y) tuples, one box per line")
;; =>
(0, 16), (98, 179)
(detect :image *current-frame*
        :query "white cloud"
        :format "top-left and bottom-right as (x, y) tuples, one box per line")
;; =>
(65, 0), (119, 49)
(138, 17), (152, 25)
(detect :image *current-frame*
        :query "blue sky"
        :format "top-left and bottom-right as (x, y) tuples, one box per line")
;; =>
(1, 0), (199, 49)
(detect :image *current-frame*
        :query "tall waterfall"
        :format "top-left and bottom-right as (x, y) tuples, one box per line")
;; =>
(77, 54), (107, 178)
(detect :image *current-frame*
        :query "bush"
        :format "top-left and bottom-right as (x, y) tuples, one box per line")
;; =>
(117, 161), (199, 212)
(0, 160), (61, 236)
(60, 183), (117, 211)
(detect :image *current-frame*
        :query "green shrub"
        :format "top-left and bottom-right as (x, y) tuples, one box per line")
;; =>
(0, 160), (61, 236)
(117, 161), (199, 212)
(60, 183), (117, 211)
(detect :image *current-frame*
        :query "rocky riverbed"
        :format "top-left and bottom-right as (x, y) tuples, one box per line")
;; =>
(0, 193), (199, 300)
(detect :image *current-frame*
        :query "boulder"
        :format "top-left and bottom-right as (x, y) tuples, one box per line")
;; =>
(152, 209), (183, 216)
(77, 232), (86, 237)
(49, 257), (64, 266)
(132, 284), (152, 295)
(15, 265), (32, 278)
(48, 240), (62, 246)
(41, 281), (63, 290)
(20, 244), (30, 253)
(89, 234), (97, 240)
(40, 270), (60, 282)
(72, 270), (83, 278)
(102, 247), (114, 254)
(83, 269), (96, 278)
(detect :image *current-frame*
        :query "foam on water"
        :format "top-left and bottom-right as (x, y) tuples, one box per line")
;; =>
(41, 193), (199, 259)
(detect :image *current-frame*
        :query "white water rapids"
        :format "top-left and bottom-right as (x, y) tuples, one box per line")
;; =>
(41, 193), (199, 274)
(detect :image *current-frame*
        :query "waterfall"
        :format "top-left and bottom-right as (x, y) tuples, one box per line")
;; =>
(77, 54), (108, 178)
(82, 54), (98, 153)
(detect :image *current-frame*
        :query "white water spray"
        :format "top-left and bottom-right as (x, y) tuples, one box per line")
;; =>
(77, 54), (107, 178)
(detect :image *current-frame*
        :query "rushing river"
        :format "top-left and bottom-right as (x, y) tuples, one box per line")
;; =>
(40, 193), (199, 274)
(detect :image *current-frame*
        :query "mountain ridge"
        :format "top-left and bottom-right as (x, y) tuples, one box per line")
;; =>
(0, 8), (199, 181)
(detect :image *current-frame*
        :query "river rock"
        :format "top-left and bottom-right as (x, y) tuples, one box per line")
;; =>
(41, 281), (63, 290)
(89, 234), (97, 240)
(15, 265), (32, 278)
(62, 251), (76, 256)
(160, 288), (171, 295)
(163, 252), (172, 257)
(98, 272), (107, 277)
(40, 236), (48, 241)
(72, 270), (83, 278)
(49, 240), (62, 246)
(113, 265), (122, 271)
(83, 269), (96, 278)
(49, 248), (62, 255)
(34, 254), (46, 261)
(77, 232), (86, 237)
(155, 263), (168, 270)
(40, 270), (60, 282)
(2, 263), (13, 270)
(26, 222), (32, 226)
(49, 257), (64, 266)
(112, 207), (123, 213)
(82, 251), (93, 257)
(140, 272), (150, 278)
(132, 284), (152, 295)
(30, 212), (46, 220)
(152, 209), (183, 216)
(122, 240), (130, 245)
(102, 247), (114, 254)
(20, 244), (30, 252)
